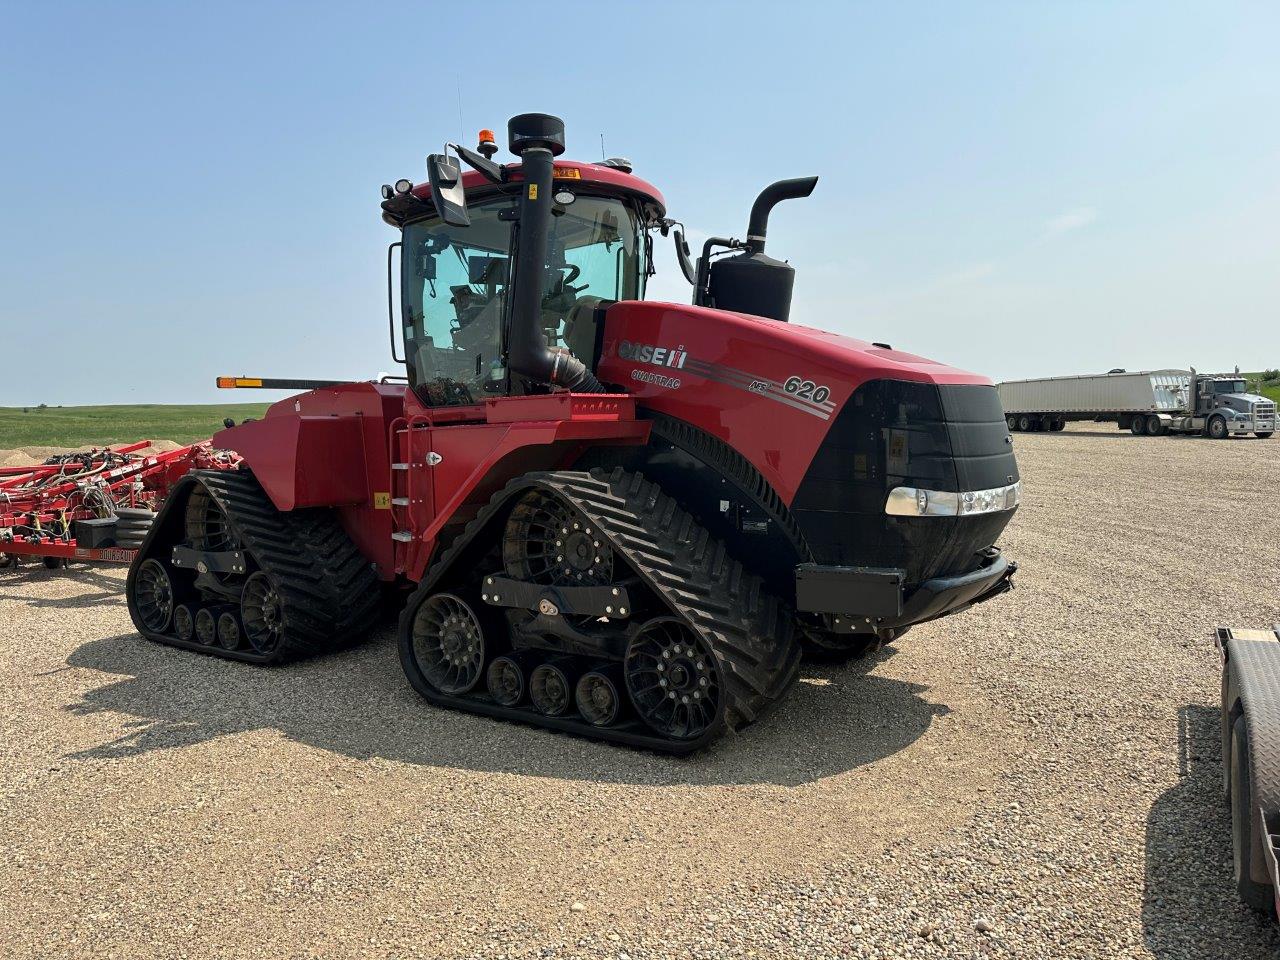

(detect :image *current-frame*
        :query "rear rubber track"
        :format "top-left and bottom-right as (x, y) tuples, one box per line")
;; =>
(399, 467), (802, 752)
(127, 469), (380, 663)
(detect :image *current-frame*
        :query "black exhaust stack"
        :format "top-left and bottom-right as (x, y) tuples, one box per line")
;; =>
(707, 176), (817, 323)
(505, 113), (603, 393)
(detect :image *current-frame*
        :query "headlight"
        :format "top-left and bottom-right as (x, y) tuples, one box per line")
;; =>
(886, 481), (1021, 517)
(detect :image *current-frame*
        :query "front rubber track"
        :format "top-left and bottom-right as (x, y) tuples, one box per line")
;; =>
(126, 469), (381, 664)
(398, 467), (802, 753)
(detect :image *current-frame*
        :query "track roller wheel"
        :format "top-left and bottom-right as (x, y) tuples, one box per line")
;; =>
(576, 667), (625, 727)
(173, 604), (195, 643)
(625, 617), (723, 741)
(240, 572), (284, 656)
(486, 655), (528, 707)
(407, 593), (487, 695)
(133, 559), (174, 632)
(530, 661), (576, 716)
(503, 489), (614, 588)
(216, 611), (242, 651)
(194, 607), (218, 646)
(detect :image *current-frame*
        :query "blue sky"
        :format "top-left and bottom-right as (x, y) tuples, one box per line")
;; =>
(2, 1), (1277, 405)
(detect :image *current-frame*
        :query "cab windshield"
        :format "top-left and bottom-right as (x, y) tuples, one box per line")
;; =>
(1212, 380), (1247, 395)
(401, 193), (645, 406)
(539, 194), (645, 364)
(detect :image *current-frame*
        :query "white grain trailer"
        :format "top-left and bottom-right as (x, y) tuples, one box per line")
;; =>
(997, 369), (1275, 438)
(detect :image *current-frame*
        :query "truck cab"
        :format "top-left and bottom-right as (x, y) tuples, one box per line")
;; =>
(1194, 376), (1276, 438)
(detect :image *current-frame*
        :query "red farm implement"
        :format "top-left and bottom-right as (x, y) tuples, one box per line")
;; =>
(0, 441), (237, 568)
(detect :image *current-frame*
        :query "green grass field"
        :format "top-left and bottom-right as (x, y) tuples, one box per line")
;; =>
(0, 403), (271, 448)
(1245, 371), (1280, 406)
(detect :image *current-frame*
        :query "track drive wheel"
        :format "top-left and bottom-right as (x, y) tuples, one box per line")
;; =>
(240, 572), (284, 655)
(625, 618), (724, 741)
(406, 593), (487, 695)
(133, 559), (175, 632)
(502, 489), (615, 589)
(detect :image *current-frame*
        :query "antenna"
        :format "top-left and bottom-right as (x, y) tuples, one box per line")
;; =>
(455, 77), (464, 141)
(600, 133), (605, 161)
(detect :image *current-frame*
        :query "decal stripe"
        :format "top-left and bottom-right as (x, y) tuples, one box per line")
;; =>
(682, 360), (837, 412)
(681, 361), (832, 420)
(682, 360), (835, 419)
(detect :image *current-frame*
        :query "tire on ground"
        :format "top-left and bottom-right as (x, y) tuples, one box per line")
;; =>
(1231, 714), (1276, 913)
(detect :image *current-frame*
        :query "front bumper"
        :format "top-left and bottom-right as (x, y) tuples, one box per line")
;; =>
(796, 549), (1016, 629)
(1232, 419), (1274, 433)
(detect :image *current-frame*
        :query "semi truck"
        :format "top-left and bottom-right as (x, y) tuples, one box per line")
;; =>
(997, 369), (1276, 438)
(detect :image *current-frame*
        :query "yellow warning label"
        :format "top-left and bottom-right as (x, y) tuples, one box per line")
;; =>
(373, 492), (391, 509)
(528, 183), (538, 200)
(553, 166), (581, 179)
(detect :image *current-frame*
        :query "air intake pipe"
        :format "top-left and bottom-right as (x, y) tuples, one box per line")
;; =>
(745, 176), (818, 253)
(505, 113), (604, 393)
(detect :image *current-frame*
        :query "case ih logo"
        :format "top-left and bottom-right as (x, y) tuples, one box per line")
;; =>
(617, 340), (688, 369)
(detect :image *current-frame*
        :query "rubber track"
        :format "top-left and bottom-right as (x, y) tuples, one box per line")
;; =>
(645, 412), (812, 563)
(129, 470), (380, 663)
(403, 467), (801, 747)
(638, 414), (850, 659)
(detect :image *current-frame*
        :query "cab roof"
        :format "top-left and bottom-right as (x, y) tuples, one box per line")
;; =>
(380, 159), (666, 228)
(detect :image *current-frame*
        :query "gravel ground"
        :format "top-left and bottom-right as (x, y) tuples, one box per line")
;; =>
(1, 425), (1277, 959)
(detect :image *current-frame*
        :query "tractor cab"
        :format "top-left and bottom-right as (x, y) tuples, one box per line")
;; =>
(380, 117), (666, 409)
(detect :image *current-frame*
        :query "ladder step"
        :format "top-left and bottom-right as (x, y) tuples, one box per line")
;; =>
(391, 463), (410, 471)
(391, 531), (414, 542)
(392, 497), (410, 507)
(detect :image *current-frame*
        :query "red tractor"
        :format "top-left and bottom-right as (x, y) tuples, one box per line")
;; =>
(126, 114), (1020, 751)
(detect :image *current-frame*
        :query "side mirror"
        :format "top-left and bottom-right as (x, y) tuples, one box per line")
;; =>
(427, 153), (470, 227)
(673, 228), (696, 284)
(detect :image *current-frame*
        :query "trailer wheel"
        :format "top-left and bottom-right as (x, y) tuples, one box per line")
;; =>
(1007, 415), (1017, 430)
(1051, 419), (1066, 431)
(1130, 418), (1145, 435)
(1257, 432), (1274, 440)
(1230, 714), (1275, 912)
(1017, 415), (1031, 432)
(1208, 415), (1229, 440)
(1144, 415), (1165, 436)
